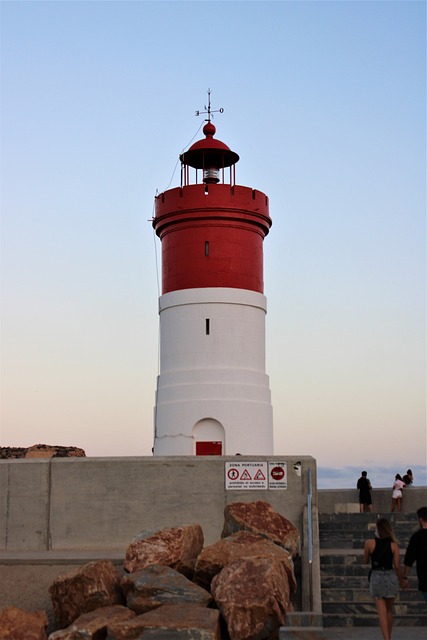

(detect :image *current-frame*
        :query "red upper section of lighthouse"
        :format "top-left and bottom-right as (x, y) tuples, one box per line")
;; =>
(153, 120), (271, 295)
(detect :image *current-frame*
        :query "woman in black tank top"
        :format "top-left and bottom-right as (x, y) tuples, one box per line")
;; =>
(363, 518), (405, 640)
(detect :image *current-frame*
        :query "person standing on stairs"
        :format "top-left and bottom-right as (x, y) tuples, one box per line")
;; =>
(401, 506), (427, 602)
(357, 470), (373, 512)
(363, 518), (406, 640)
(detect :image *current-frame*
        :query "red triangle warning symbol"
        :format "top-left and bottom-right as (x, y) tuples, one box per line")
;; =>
(254, 469), (266, 480)
(240, 469), (252, 480)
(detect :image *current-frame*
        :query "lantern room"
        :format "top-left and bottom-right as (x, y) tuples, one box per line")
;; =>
(180, 121), (239, 186)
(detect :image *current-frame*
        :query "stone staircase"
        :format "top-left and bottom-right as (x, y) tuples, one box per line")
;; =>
(319, 512), (427, 628)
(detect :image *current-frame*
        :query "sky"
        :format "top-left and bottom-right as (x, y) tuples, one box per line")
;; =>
(1, 0), (425, 489)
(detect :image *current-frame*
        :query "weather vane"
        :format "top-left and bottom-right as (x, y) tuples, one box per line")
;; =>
(195, 89), (224, 122)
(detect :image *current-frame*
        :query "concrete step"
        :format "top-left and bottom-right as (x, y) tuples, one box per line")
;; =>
(321, 575), (368, 589)
(320, 550), (408, 563)
(281, 628), (427, 639)
(319, 513), (419, 523)
(319, 531), (415, 547)
(321, 575), (419, 589)
(321, 564), (373, 577)
(319, 564), (418, 578)
(319, 529), (412, 550)
(319, 519), (418, 532)
(322, 601), (424, 615)
(323, 613), (427, 628)
(320, 539), (363, 549)
(321, 588), (422, 603)
(320, 563), (412, 577)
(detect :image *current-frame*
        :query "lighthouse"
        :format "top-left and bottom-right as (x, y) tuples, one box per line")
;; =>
(152, 97), (274, 456)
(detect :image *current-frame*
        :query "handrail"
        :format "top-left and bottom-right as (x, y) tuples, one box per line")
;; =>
(307, 466), (313, 610)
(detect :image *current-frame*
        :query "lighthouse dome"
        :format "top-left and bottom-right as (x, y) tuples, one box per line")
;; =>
(180, 121), (239, 170)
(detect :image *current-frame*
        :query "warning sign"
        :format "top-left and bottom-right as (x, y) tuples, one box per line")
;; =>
(268, 461), (287, 490)
(225, 462), (268, 490)
(225, 461), (288, 490)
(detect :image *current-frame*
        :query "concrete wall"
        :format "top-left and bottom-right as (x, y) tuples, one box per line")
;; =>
(318, 487), (427, 515)
(0, 455), (316, 552)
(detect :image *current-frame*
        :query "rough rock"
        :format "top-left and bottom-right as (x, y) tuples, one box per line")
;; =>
(49, 560), (123, 628)
(0, 444), (86, 459)
(121, 564), (213, 614)
(194, 530), (296, 592)
(123, 525), (204, 578)
(221, 501), (300, 557)
(0, 606), (48, 640)
(47, 605), (135, 639)
(25, 444), (86, 458)
(0, 447), (28, 459)
(211, 557), (292, 640)
(106, 603), (221, 639)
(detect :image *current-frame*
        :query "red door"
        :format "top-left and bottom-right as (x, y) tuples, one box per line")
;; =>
(196, 441), (222, 455)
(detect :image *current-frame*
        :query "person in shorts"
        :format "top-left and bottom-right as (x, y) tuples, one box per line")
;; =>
(391, 473), (405, 512)
(363, 518), (406, 640)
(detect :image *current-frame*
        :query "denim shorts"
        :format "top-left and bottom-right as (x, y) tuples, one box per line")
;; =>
(369, 570), (399, 598)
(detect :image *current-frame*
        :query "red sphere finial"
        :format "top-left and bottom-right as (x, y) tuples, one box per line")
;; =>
(203, 121), (216, 137)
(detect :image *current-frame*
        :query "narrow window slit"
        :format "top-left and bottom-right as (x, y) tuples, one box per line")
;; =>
(205, 241), (209, 256)
(206, 319), (210, 335)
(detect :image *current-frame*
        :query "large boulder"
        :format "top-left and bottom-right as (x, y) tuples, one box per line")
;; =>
(106, 603), (221, 639)
(211, 557), (292, 640)
(194, 530), (296, 592)
(221, 501), (300, 557)
(121, 564), (212, 614)
(0, 606), (48, 640)
(48, 606), (135, 639)
(49, 560), (123, 628)
(123, 525), (204, 578)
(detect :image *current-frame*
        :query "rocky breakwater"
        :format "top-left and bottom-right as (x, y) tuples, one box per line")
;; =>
(0, 500), (301, 640)
(0, 444), (86, 459)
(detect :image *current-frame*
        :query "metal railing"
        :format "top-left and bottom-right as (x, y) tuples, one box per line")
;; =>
(307, 466), (313, 610)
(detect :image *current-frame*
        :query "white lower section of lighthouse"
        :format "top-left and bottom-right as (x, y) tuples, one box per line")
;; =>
(153, 288), (274, 456)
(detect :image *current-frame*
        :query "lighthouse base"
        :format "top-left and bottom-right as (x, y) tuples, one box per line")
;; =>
(153, 370), (274, 456)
